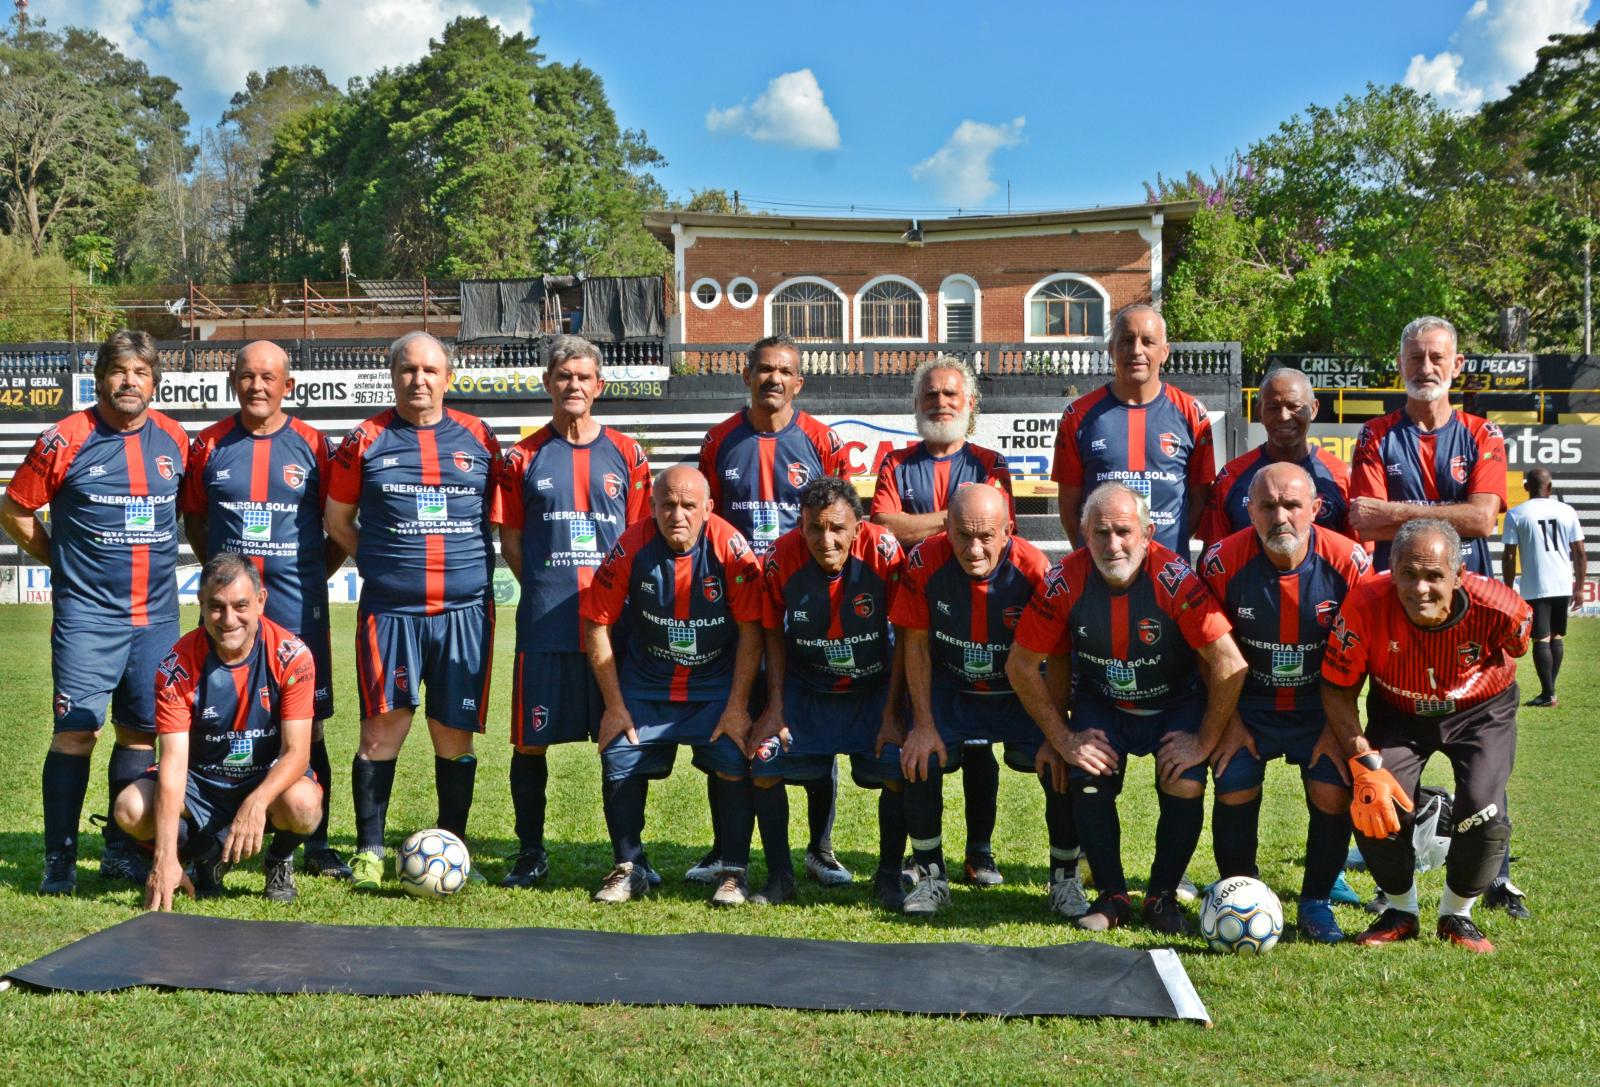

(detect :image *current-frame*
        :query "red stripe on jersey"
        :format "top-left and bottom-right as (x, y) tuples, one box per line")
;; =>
(969, 576), (991, 693)
(248, 434), (273, 582)
(1276, 571), (1300, 712)
(1417, 433), (1439, 503)
(362, 611), (389, 715)
(572, 447), (592, 514)
(826, 574), (847, 692)
(670, 554), (693, 701)
(511, 650), (525, 746)
(1126, 409), (1146, 472)
(417, 428), (445, 615)
(933, 458), (952, 511)
(476, 606), (494, 728)
(126, 433), (150, 625)
(1111, 593), (1130, 708)
(228, 660), (252, 734)
(758, 437), (776, 502)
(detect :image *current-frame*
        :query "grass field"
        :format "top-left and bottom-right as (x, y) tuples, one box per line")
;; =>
(0, 604), (1595, 1085)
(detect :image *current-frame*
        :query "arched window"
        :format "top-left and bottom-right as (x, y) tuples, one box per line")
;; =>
(771, 280), (844, 340)
(1028, 276), (1107, 338)
(858, 277), (924, 339)
(939, 275), (980, 343)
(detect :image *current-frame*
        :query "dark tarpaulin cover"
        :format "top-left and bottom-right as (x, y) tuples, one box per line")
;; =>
(4, 913), (1209, 1023)
(581, 276), (665, 342)
(459, 278), (546, 341)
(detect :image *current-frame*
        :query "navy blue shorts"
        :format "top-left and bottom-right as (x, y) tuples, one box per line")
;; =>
(751, 682), (903, 785)
(1213, 705), (1345, 792)
(355, 603), (493, 731)
(510, 650), (599, 747)
(52, 617), (180, 734)
(905, 690), (1041, 778)
(600, 694), (748, 782)
(142, 765), (318, 837)
(1070, 691), (1209, 783)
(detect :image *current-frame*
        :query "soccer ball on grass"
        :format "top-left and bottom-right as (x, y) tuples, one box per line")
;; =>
(398, 828), (471, 898)
(1199, 876), (1283, 955)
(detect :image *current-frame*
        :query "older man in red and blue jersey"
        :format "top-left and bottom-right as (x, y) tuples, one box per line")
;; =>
(581, 465), (765, 906)
(182, 340), (349, 879)
(494, 334), (652, 888)
(751, 476), (908, 908)
(1198, 462), (1373, 942)
(697, 334), (851, 887)
(1, 330), (189, 894)
(325, 331), (501, 891)
(1052, 305), (1215, 556)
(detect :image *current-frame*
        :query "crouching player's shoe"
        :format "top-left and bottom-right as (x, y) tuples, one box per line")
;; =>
(1296, 898), (1344, 944)
(1047, 867), (1090, 919)
(593, 861), (648, 904)
(901, 862), (951, 916)
(1482, 880), (1531, 920)
(303, 846), (352, 879)
(349, 849), (384, 892)
(39, 850), (77, 896)
(1436, 914), (1495, 954)
(190, 855), (231, 900)
(263, 854), (298, 903)
(98, 836), (151, 885)
(1354, 908), (1420, 946)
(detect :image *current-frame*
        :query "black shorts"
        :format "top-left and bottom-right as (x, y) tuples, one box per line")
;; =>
(1364, 685), (1518, 837)
(1530, 597), (1570, 639)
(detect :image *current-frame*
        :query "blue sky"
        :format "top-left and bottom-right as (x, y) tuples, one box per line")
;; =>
(37, 0), (1597, 213)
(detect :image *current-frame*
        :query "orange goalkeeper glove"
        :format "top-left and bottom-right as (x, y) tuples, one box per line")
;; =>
(1348, 755), (1414, 838)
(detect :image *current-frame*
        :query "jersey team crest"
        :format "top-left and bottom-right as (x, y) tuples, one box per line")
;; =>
(787, 461), (811, 487)
(156, 454), (176, 480)
(1138, 617), (1162, 645)
(603, 471), (624, 499)
(1458, 641), (1483, 666)
(702, 576), (723, 603)
(1003, 605), (1024, 629)
(282, 462), (307, 489)
(530, 705), (549, 733)
(1316, 599), (1339, 628)
(853, 592), (875, 618)
(453, 450), (475, 473)
(1159, 432), (1182, 457)
(1450, 455), (1468, 484)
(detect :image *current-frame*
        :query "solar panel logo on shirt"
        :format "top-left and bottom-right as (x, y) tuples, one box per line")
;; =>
(416, 490), (448, 521)
(668, 621), (697, 657)
(1416, 697), (1456, 717)
(124, 497), (155, 532)
(225, 737), (253, 764)
(1271, 647), (1304, 677)
(1107, 660), (1138, 693)
(1127, 478), (1152, 500)
(825, 642), (856, 670)
(963, 646), (993, 675)
(569, 517), (598, 551)
(752, 505), (781, 543)
(243, 508), (273, 541)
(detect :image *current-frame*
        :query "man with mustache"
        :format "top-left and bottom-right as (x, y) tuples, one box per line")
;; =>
(697, 336), (851, 889)
(1, 330), (189, 893)
(869, 355), (1023, 889)
(1197, 462), (1373, 942)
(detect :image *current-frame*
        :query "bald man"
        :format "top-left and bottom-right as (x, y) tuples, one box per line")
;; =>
(1196, 463), (1373, 942)
(183, 341), (350, 879)
(1199, 367), (1354, 549)
(889, 484), (1064, 916)
(581, 466), (765, 906)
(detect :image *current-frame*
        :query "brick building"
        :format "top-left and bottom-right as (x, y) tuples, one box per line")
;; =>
(643, 200), (1199, 345)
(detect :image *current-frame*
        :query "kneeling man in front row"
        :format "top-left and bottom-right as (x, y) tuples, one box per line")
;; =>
(118, 553), (324, 909)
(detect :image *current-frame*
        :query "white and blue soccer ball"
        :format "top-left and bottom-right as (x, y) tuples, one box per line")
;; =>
(1199, 876), (1284, 955)
(398, 828), (471, 899)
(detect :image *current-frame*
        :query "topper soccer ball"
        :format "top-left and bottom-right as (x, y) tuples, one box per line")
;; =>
(1199, 876), (1284, 955)
(398, 828), (471, 899)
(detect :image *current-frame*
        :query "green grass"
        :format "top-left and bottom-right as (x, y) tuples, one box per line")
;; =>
(0, 604), (1596, 1085)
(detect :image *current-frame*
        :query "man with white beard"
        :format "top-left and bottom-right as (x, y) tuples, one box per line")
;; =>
(870, 356), (1025, 888)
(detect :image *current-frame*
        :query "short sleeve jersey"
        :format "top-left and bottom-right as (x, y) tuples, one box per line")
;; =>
(1322, 573), (1532, 717)
(888, 533), (1049, 695)
(699, 409), (848, 556)
(868, 441), (1015, 525)
(581, 514), (764, 703)
(154, 617), (315, 780)
(1198, 526), (1372, 713)
(1015, 542), (1231, 711)
(762, 520), (904, 694)
(1050, 382), (1215, 552)
(1198, 444), (1354, 549)
(1351, 409), (1507, 576)
(327, 408), (501, 616)
(1502, 496), (1586, 600)
(181, 415), (332, 630)
(493, 424), (652, 653)
(6, 407), (188, 625)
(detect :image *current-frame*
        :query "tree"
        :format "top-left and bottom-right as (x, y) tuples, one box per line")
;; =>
(0, 235), (100, 340)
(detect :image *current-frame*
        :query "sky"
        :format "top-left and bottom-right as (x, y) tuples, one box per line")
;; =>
(25, 0), (1597, 215)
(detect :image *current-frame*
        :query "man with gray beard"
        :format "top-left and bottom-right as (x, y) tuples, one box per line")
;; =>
(870, 356), (1028, 888)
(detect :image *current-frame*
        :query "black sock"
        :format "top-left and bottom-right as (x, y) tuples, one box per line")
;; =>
(705, 772), (723, 857)
(804, 761), (837, 852)
(42, 751), (92, 854)
(715, 777), (754, 870)
(602, 777), (647, 865)
(434, 755), (477, 840)
(351, 756), (397, 854)
(1212, 794), (1263, 879)
(106, 745), (155, 848)
(962, 744), (999, 855)
(1042, 779), (1079, 873)
(1150, 791), (1205, 897)
(509, 752), (549, 853)
(1302, 804), (1351, 900)
(753, 782), (792, 877)
(1533, 641), (1555, 698)
(1550, 638), (1565, 689)
(305, 737), (333, 851)
(267, 830), (306, 862)
(878, 787), (908, 873)
(1497, 816), (1513, 883)
(1071, 778), (1126, 896)
(903, 775), (945, 872)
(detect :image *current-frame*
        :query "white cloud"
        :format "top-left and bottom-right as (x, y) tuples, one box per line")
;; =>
(910, 117), (1025, 206)
(1404, 0), (1591, 110)
(705, 69), (840, 151)
(36, 1), (535, 121)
